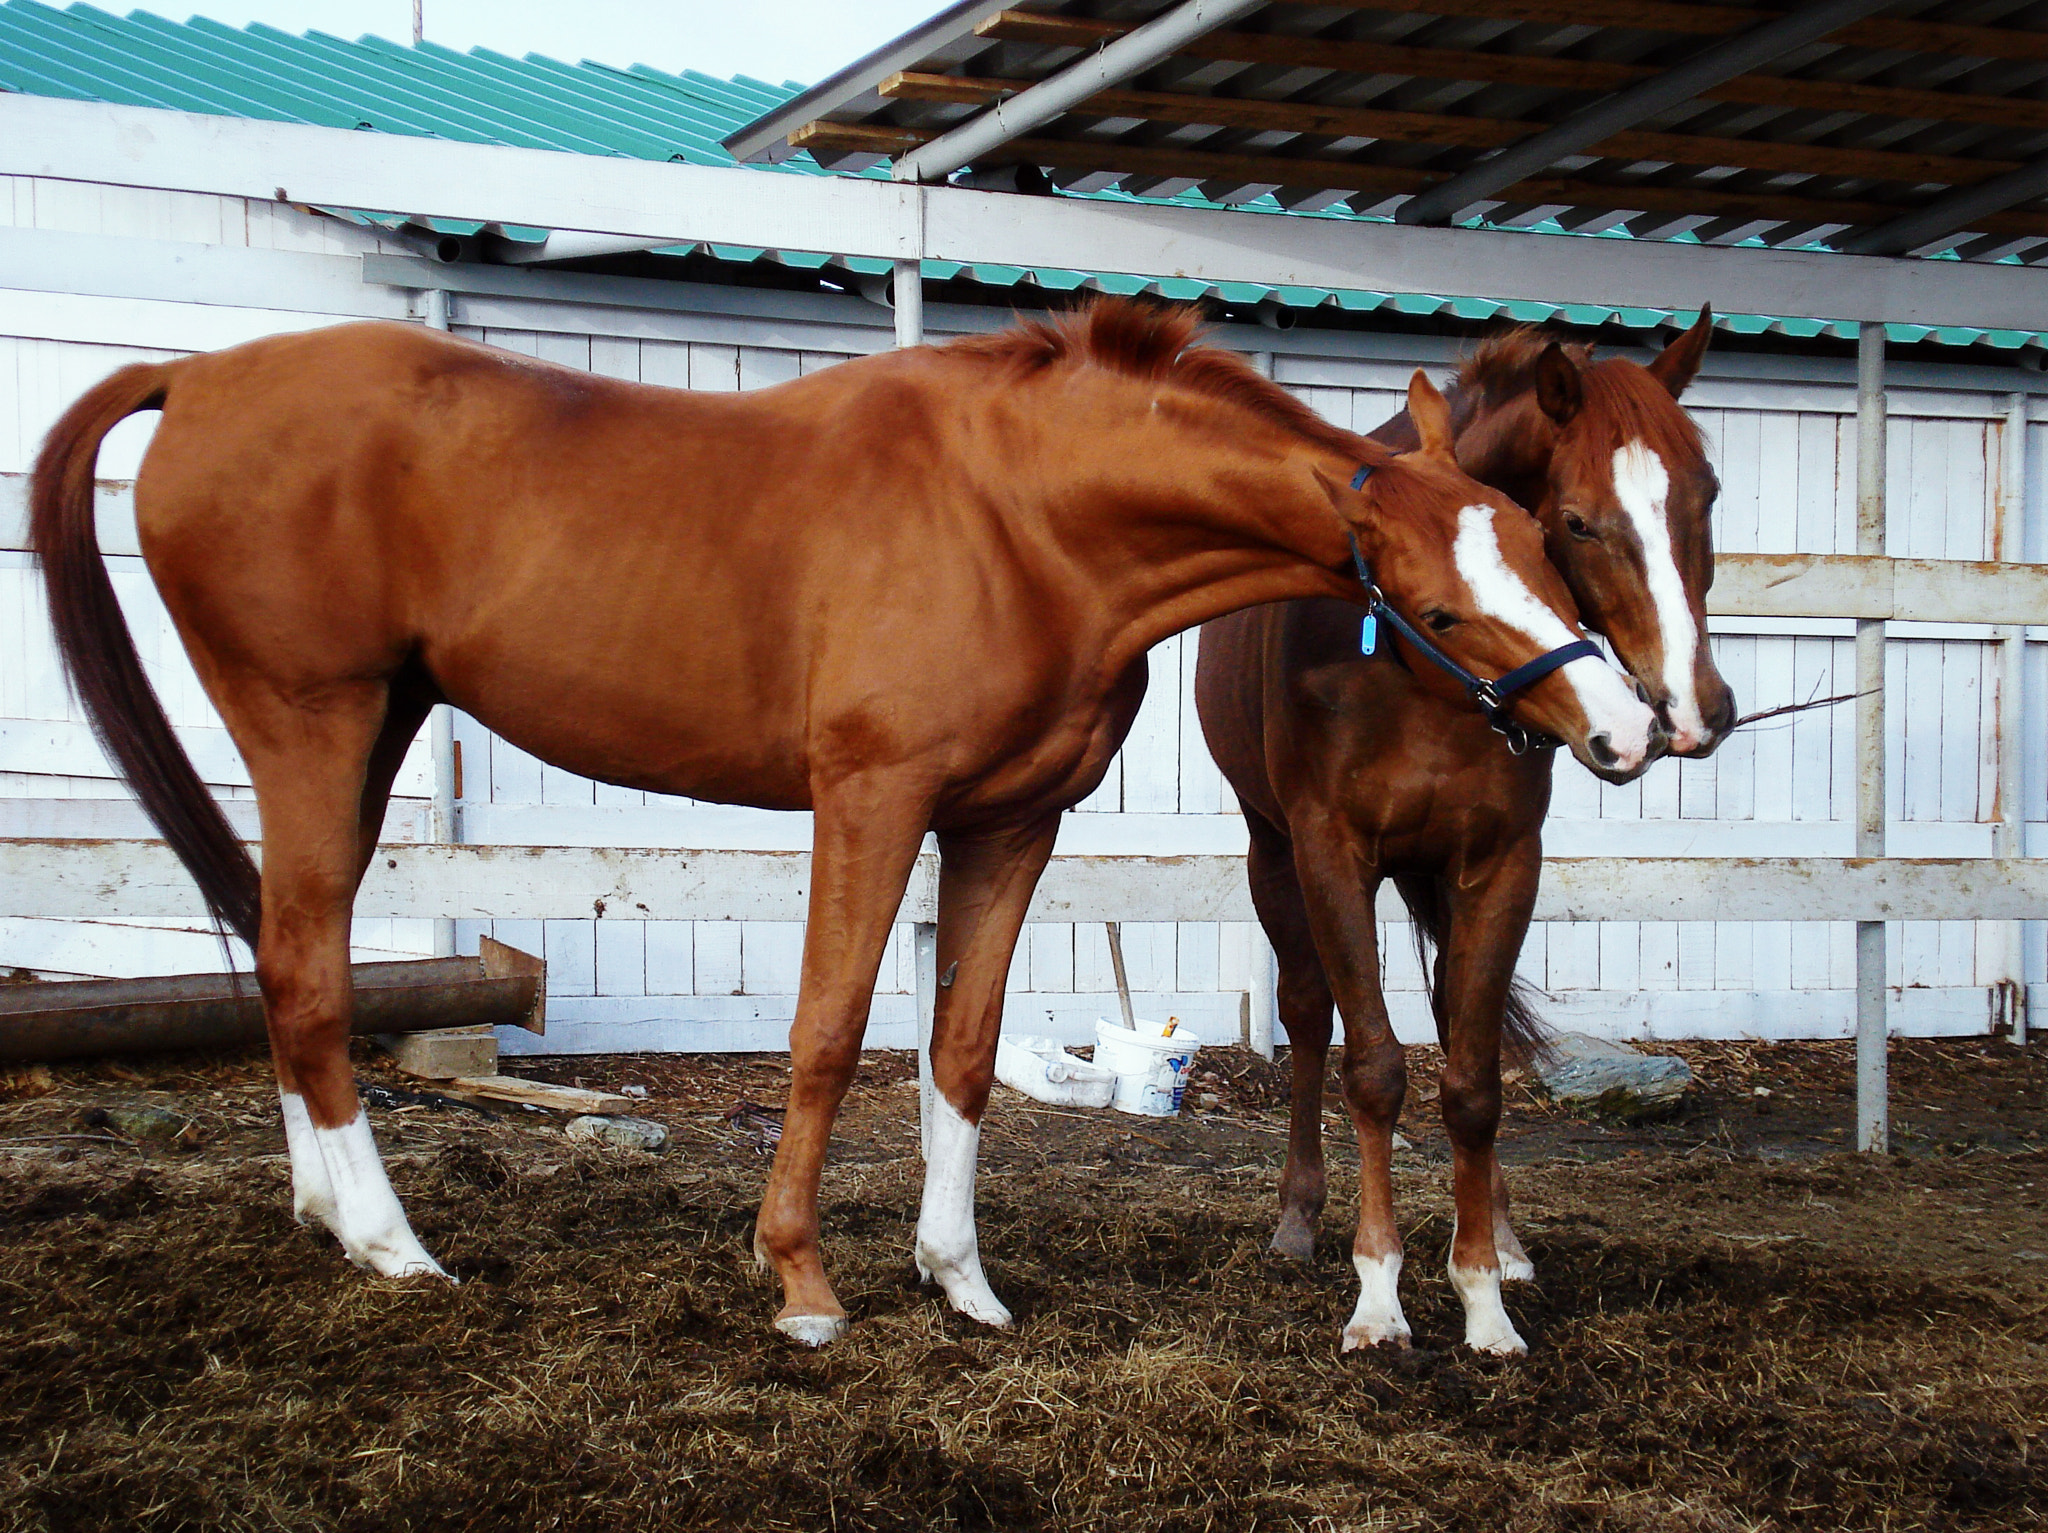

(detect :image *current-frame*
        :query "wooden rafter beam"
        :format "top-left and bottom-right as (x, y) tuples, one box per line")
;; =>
(1394, 0), (1896, 226)
(973, 11), (2048, 132)
(790, 120), (2048, 241)
(1264, 0), (2048, 65)
(880, 71), (2020, 189)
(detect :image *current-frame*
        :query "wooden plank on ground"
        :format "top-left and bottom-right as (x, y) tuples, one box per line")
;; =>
(446, 1075), (630, 1114)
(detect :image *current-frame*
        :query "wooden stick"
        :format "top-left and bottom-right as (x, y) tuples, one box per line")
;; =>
(1104, 921), (1137, 1032)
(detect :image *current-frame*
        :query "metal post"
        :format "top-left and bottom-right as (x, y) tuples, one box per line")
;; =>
(1999, 393), (2031, 1045)
(1855, 322), (1888, 1153)
(914, 921), (938, 1160)
(423, 285), (456, 958)
(893, 256), (923, 350)
(1249, 937), (1277, 1060)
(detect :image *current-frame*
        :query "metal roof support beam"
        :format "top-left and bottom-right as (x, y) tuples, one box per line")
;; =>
(1395, 0), (1894, 227)
(889, 0), (1267, 185)
(1839, 156), (2048, 257)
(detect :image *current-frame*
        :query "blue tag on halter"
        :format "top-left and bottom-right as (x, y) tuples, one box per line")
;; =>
(1360, 613), (1378, 655)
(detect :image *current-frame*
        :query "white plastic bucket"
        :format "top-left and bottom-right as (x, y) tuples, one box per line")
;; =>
(994, 1033), (1118, 1109)
(1094, 1017), (1201, 1117)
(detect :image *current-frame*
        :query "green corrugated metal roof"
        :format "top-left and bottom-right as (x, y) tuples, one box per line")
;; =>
(1, 1), (2039, 355)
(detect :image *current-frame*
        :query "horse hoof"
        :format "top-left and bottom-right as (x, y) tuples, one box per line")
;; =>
(352, 1242), (455, 1283)
(947, 1291), (1014, 1329)
(1341, 1323), (1413, 1353)
(1500, 1255), (1536, 1284)
(1464, 1324), (1528, 1357)
(775, 1312), (848, 1348)
(1268, 1227), (1315, 1263)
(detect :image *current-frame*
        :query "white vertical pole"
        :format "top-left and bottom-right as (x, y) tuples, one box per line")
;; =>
(1999, 393), (2030, 1046)
(894, 188), (931, 1153)
(423, 286), (456, 958)
(1249, 937), (1277, 1060)
(915, 921), (938, 1160)
(1855, 322), (1888, 1153)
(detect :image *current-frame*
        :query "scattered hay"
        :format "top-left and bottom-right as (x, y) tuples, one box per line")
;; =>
(0, 1041), (2042, 1531)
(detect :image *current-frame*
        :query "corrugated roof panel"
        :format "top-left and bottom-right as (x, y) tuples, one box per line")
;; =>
(0, 1), (2038, 356)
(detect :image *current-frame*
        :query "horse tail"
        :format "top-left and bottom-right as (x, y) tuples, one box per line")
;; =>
(29, 362), (263, 948)
(1397, 874), (1553, 1069)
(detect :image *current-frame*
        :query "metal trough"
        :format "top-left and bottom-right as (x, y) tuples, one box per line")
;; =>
(0, 936), (544, 1064)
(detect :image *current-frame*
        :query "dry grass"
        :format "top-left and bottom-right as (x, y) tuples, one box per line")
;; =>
(0, 1041), (2043, 1531)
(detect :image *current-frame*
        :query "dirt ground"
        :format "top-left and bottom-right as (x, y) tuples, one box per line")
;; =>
(0, 1033), (2043, 1532)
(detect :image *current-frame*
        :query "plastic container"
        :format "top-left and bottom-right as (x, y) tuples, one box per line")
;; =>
(1094, 1017), (1202, 1117)
(994, 1033), (1119, 1108)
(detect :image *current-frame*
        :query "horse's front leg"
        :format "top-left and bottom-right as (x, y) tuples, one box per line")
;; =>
(915, 814), (1062, 1327)
(1243, 808), (1336, 1261)
(1288, 813), (1407, 1351)
(1432, 845), (1542, 1355)
(754, 774), (933, 1347)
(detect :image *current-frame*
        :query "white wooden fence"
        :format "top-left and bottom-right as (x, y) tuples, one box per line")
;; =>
(1, 113), (2043, 1057)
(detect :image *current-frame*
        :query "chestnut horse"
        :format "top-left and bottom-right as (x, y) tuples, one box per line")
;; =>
(1196, 313), (1732, 1354)
(33, 299), (1658, 1345)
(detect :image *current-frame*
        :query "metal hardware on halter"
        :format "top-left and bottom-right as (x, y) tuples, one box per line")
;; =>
(1344, 462), (1599, 755)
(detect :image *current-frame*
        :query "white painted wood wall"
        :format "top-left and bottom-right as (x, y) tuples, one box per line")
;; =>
(2, 171), (2041, 1051)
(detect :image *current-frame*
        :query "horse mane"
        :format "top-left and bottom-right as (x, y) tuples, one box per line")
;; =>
(1458, 325), (1707, 463)
(947, 297), (1394, 466)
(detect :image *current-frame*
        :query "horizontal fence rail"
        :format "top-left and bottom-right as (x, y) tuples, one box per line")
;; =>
(5, 841), (2044, 925)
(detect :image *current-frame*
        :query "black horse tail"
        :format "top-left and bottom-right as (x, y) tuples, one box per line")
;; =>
(1396, 874), (1553, 1069)
(28, 361), (263, 948)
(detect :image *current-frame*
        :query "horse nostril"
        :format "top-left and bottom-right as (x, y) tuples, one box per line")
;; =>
(1587, 733), (1620, 769)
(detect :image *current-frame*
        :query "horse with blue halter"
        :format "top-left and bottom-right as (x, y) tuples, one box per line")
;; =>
(33, 297), (1659, 1344)
(1198, 312), (1731, 1354)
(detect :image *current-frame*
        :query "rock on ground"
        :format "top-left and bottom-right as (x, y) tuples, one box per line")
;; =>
(565, 1114), (668, 1151)
(1535, 1034), (1693, 1122)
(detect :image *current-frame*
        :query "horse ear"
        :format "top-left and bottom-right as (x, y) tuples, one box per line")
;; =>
(1648, 306), (1713, 398)
(1407, 370), (1455, 457)
(1534, 342), (1582, 426)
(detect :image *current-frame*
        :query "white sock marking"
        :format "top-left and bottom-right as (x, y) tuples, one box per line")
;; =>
(1452, 505), (1655, 766)
(1611, 441), (1708, 747)
(1342, 1250), (1412, 1351)
(776, 1314), (849, 1348)
(279, 1091), (451, 1281)
(1448, 1217), (1526, 1355)
(914, 1093), (1012, 1327)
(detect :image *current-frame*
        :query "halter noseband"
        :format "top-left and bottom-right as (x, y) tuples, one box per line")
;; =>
(1346, 463), (1601, 756)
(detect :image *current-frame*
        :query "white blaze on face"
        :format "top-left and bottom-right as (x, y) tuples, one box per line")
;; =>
(914, 1093), (1012, 1328)
(279, 1090), (450, 1280)
(1451, 504), (1655, 770)
(1611, 440), (1707, 748)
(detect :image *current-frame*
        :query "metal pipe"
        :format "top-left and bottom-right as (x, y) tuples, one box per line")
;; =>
(890, 0), (1265, 185)
(422, 285), (458, 959)
(1855, 320), (1888, 1153)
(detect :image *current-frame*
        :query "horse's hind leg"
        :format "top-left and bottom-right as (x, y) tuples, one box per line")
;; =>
(235, 678), (448, 1278)
(1244, 808), (1334, 1263)
(915, 814), (1060, 1328)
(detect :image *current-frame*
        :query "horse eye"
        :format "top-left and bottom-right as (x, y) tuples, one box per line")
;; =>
(1423, 610), (1460, 633)
(1563, 511), (1598, 541)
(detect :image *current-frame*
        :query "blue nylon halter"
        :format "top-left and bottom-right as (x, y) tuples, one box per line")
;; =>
(1345, 462), (1601, 756)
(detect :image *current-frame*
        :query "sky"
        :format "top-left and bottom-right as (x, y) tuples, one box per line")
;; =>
(140, 1), (947, 85)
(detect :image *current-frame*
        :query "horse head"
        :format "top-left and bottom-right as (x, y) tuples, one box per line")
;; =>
(1328, 372), (1667, 783)
(1456, 311), (1737, 757)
